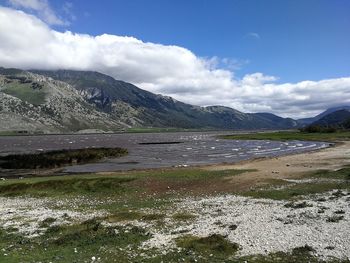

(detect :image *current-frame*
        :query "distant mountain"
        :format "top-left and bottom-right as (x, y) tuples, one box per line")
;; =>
(298, 106), (350, 125)
(311, 109), (350, 127)
(253, 112), (298, 129)
(0, 67), (299, 133)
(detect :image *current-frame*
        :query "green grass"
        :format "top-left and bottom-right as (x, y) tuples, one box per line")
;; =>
(2, 224), (349, 263)
(0, 176), (135, 197)
(106, 211), (165, 222)
(0, 131), (23, 136)
(0, 223), (151, 263)
(172, 212), (197, 221)
(0, 168), (250, 199)
(245, 181), (350, 200)
(239, 245), (349, 263)
(307, 167), (350, 180)
(0, 147), (128, 169)
(221, 131), (350, 142)
(176, 234), (240, 258)
(2, 83), (47, 105)
(244, 168), (350, 200)
(149, 168), (254, 182)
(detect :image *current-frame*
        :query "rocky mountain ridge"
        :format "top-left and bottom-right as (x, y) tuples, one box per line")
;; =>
(0, 67), (300, 133)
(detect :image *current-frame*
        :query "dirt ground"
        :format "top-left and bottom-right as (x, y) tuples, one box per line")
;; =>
(203, 141), (350, 191)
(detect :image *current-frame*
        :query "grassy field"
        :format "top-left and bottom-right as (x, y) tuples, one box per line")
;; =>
(244, 167), (350, 200)
(221, 130), (350, 142)
(2, 225), (343, 263)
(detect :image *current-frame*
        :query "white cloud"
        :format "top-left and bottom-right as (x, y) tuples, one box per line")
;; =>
(8, 0), (68, 25)
(246, 32), (260, 40)
(0, 6), (349, 119)
(62, 1), (75, 21)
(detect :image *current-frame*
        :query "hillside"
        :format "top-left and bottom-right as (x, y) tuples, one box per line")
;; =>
(0, 67), (299, 133)
(298, 106), (350, 125)
(31, 69), (299, 130)
(0, 68), (125, 133)
(311, 109), (350, 128)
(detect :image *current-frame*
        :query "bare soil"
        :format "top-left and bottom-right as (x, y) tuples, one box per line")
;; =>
(203, 141), (350, 191)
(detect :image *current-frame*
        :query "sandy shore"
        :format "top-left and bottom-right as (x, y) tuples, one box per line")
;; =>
(203, 141), (350, 190)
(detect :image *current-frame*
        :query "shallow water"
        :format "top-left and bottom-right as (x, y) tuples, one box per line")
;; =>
(0, 131), (329, 172)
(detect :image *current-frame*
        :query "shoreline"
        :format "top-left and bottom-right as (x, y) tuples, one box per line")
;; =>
(0, 139), (342, 180)
(201, 140), (350, 191)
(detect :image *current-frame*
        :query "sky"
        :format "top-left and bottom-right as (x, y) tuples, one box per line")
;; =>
(0, 0), (349, 118)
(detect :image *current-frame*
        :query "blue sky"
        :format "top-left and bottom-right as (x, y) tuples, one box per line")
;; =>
(46, 0), (350, 82)
(0, 0), (350, 117)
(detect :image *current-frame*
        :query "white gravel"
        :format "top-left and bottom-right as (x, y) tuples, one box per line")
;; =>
(1, 191), (349, 261)
(142, 191), (350, 260)
(0, 197), (105, 237)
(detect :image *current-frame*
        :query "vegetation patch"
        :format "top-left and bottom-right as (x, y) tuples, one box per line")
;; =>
(244, 167), (350, 200)
(141, 213), (165, 221)
(240, 245), (320, 263)
(107, 211), (142, 222)
(107, 211), (165, 223)
(2, 81), (47, 105)
(244, 181), (350, 200)
(0, 176), (134, 197)
(176, 234), (240, 257)
(0, 222), (151, 263)
(39, 217), (57, 228)
(0, 147), (128, 169)
(326, 215), (344, 223)
(284, 201), (313, 209)
(172, 212), (197, 221)
(221, 131), (350, 142)
(307, 167), (350, 180)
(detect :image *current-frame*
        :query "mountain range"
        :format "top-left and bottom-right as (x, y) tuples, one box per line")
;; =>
(0, 67), (348, 133)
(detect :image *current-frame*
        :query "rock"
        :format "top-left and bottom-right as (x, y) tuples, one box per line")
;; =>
(229, 224), (238, 230)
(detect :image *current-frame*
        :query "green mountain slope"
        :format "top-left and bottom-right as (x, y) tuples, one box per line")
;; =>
(298, 106), (350, 125)
(312, 109), (350, 128)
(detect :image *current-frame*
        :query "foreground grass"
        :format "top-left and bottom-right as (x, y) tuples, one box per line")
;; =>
(0, 165), (349, 202)
(244, 167), (350, 200)
(221, 131), (350, 142)
(1, 225), (347, 263)
(0, 222), (151, 263)
(0, 168), (251, 198)
(0, 147), (128, 169)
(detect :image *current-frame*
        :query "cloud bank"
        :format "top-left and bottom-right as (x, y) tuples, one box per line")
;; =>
(0, 6), (349, 118)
